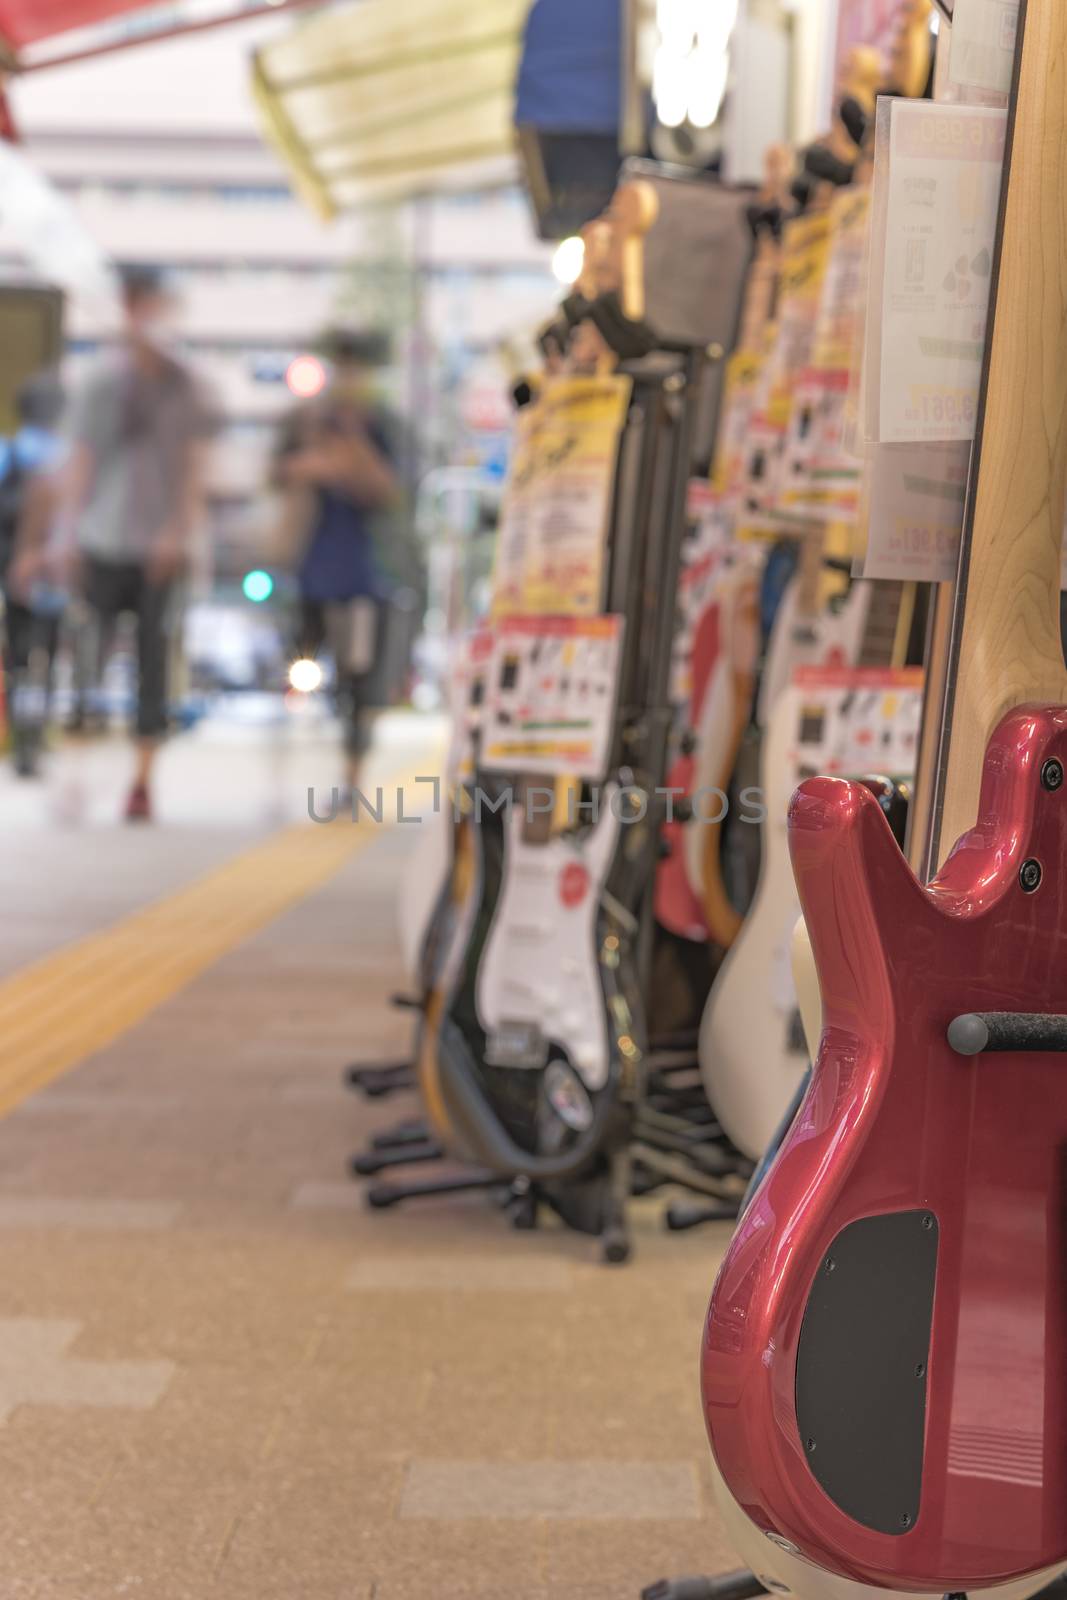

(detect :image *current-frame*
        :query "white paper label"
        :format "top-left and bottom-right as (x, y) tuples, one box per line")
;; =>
(949, 0), (1019, 94)
(874, 99), (1005, 444)
(863, 440), (971, 581)
(479, 615), (624, 780)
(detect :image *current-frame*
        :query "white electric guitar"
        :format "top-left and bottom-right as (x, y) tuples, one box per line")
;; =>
(756, 526), (871, 724)
(399, 627), (492, 984)
(701, 581), (918, 1158)
(476, 783), (621, 1093)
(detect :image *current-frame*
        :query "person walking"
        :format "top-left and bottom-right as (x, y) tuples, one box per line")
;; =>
(272, 328), (403, 796)
(0, 370), (68, 776)
(61, 265), (209, 821)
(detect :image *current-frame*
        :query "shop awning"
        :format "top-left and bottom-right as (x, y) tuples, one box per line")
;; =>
(251, 0), (530, 218)
(0, 0), (150, 53)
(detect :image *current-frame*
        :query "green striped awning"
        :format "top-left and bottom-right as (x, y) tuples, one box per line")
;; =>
(252, 0), (530, 217)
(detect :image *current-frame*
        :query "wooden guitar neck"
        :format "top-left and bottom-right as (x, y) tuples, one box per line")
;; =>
(607, 179), (659, 325)
(920, 0), (1067, 870)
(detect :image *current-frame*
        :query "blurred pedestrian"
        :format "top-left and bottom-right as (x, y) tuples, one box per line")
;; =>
(0, 369), (67, 776)
(61, 264), (209, 821)
(272, 328), (403, 796)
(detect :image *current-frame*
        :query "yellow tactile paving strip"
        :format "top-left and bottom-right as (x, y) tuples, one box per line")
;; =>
(0, 816), (389, 1119)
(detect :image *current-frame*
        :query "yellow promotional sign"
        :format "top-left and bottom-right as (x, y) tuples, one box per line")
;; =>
(779, 186), (870, 517)
(490, 373), (632, 618)
(764, 211), (832, 433)
(712, 345), (767, 497)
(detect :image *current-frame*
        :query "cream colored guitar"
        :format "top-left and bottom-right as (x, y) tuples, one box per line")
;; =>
(702, 581), (915, 1157)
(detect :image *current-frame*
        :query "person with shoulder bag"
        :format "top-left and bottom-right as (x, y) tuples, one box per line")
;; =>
(272, 327), (403, 797)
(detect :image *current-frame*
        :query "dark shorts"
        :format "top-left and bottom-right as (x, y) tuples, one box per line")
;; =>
(1, 596), (61, 679)
(83, 556), (172, 739)
(296, 597), (386, 758)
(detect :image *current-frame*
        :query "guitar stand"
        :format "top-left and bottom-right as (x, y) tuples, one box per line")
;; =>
(343, 991), (423, 1098)
(369, 1117), (427, 1150)
(344, 1061), (415, 1098)
(640, 1568), (768, 1600)
(350, 1140), (445, 1176)
(636, 1110), (752, 1168)
(642, 1568), (1067, 1600)
(602, 1146), (633, 1264)
(344, 1062), (631, 1257)
(629, 1086), (754, 1228)
(629, 1142), (748, 1218)
(649, 1028), (701, 1054)
(365, 1168), (513, 1210)
(352, 1103), (540, 1223)
(663, 1199), (740, 1230)
(645, 1049), (702, 1075)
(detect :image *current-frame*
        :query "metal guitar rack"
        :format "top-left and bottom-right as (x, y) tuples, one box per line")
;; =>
(344, 167), (761, 1257)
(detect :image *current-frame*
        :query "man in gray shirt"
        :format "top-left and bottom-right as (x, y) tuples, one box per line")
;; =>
(63, 265), (208, 821)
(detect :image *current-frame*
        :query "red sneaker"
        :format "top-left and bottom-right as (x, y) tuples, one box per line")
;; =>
(125, 782), (152, 823)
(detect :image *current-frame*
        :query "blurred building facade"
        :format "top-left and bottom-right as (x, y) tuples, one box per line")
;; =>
(0, 13), (556, 589)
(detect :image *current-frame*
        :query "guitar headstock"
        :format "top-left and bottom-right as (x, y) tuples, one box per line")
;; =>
(565, 219), (618, 372)
(577, 217), (615, 302)
(606, 179), (660, 325)
(886, 0), (935, 99)
(800, 48), (881, 204)
(739, 144), (795, 345)
(748, 142), (793, 240)
(839, 43), (883, 119)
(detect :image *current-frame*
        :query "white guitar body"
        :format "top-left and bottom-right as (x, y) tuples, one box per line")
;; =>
(701, 569), (863, 1158)
(757, 574), (870, 726)
(475, 789), (620, 1091)
(699, 682), (811, 1158)
(702, 668), (923, 1158)
(399, 797), (451, 984)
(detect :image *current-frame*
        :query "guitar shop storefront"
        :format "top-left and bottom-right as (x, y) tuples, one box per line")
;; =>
(1, 1), (1066, 1598)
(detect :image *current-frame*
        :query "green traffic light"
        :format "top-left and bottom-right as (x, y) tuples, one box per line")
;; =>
(243, 569), (274, 603)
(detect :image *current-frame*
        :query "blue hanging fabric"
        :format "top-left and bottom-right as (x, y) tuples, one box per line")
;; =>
(515, 0), (622, 135)
(514, 0), (624, 236)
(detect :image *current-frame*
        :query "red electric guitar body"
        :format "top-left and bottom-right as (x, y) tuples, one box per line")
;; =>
(702, 704), (1067, 1590)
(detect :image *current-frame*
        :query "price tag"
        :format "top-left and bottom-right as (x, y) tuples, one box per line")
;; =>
(480, 614), (625, 780)
(949, 0), (1018, 95)
(867, 99), (1005, 444)
(862, 440), (970, 581)
(489, 375), (631, 618)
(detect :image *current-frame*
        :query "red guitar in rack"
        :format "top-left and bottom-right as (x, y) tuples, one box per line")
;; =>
(702, 0), (1067, 1596)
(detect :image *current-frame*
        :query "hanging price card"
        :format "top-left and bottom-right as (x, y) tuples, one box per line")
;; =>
(866, 98), (1005, 444)
(949, 0), (1018, 95)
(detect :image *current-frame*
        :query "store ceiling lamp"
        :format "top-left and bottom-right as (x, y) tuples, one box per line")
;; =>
(653, 0), (737, 134)
(688, 47), (730, 129)
(653, 47), (688, 128)
(286, 354), (326, 399)
(288, 658), (323, 694)
(551, 236), (585, 286)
